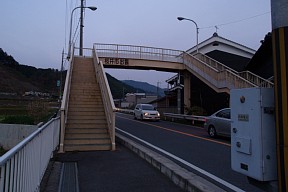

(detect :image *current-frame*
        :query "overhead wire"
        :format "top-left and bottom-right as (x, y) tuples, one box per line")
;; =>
(199, 11), (271, 30)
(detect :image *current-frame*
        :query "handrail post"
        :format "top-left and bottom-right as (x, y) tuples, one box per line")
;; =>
(59, 109), (65, 153)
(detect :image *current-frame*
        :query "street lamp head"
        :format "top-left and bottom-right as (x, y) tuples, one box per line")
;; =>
(88, 6), (97, 11)
(177, 17), (185, 21)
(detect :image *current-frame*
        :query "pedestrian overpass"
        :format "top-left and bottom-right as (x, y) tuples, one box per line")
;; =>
(0, 43), (274, 191)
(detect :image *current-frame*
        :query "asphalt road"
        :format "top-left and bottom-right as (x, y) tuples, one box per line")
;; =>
(115, 112), (266, 192)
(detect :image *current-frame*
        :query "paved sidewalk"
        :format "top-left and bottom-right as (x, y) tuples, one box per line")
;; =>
(41, 143), (184, 192)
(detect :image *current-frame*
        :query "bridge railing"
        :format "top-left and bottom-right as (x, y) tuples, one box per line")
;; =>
(93, 45), (116, 150)
(59, 46), (75, 153)
(94, 43), (183, 63)
(94, 43), (274, 92)
(182, 52), (256, 91)
(73, 47), (94, 58)
(0, 117), (60, 192)
(194, 53), (274, 88)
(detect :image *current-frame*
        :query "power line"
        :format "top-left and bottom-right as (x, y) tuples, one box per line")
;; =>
(200, 11), (271, 30)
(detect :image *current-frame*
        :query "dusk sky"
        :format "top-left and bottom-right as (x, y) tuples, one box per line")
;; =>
(0, 1), (271, 88)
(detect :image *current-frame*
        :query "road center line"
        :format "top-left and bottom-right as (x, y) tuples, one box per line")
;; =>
(116, 128), (245, 192)
(117, 115), (231, 147)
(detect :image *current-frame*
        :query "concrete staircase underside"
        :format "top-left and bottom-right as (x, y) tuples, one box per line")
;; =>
(64, 57), (111, 151)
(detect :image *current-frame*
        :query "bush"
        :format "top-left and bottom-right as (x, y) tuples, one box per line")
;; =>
(185, 106), (207, 116)
(0, 115), (35, 125)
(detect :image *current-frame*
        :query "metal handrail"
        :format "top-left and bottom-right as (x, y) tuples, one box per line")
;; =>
(194, 53), (274, 88)
(94, 43), (183, 63)
(93, 45), (116, 150)
(59, 46), (75, 153)
(182, 52), (256, 91)
(0, 117), (60, 192)
(74, 47), (93, 58)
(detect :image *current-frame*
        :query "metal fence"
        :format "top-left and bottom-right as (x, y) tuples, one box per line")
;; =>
(94, 43), (183, 63)
(0, 117), (60, 192)
(163, 113), (207, 125)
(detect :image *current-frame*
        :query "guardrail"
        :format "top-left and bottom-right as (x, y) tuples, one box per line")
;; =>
(115, 109), (206, 125)
(116, 108), (134, 114)
(93, 45), (116, 150)
(0, 117), (60, 192)
(163, 113), (207, 125)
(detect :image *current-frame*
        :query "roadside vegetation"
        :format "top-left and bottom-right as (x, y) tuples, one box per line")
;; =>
(0, 97), (59, 125)
(0, 146), (7, 156)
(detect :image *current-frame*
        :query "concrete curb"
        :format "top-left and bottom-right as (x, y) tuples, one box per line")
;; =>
(116, 133), (226, 192)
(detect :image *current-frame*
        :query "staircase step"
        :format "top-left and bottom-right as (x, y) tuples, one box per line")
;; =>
(66, 123), (107, 129)
(67, 111), (105, 116)
(66, 119), (107, 124)
(65, 128), (108, 134)
(65, 133), (109, 139)
(68, 107), (104, 112)
(69, 90), (100, 94)
(64, 144), (111, 151)
(64, 138), (110, 145)
(67, 115), (106, 120)
(69, 99), (103, 104)
(68, 102), (103, 107)
(69, 102), (103, 106)
(69, 98), (103, 102)
(70, 85), (99, 89)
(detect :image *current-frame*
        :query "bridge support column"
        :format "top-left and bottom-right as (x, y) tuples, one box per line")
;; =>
(271, 0), (288, 191)
(183, 71), (191, 113)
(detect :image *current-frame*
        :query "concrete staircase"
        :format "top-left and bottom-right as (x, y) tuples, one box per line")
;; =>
(64, 57), (111, 151)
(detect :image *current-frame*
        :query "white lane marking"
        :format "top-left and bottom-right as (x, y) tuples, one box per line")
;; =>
(116, 127), (245, 192)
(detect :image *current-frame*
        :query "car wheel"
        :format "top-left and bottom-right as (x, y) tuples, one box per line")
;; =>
(208, 126), (217, 138)
(134, 114), (137, 120)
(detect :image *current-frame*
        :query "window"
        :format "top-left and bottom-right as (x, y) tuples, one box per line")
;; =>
(216, 109), (230, 119)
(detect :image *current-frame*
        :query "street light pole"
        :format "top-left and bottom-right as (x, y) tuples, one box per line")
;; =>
(80, 0), (84, 56)
(67, 6), (97, 60)
(177, 17), (199, 53)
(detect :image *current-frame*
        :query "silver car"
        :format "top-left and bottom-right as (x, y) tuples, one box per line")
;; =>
(134, 104), (160, 121)
(204, 108), (231, 138)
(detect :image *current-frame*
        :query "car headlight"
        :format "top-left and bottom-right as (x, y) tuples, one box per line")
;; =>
(157, 112), (160, 117)
(144, 113), (149, 116)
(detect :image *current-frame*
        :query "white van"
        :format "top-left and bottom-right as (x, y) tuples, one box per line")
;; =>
(134, 104), (160, 121)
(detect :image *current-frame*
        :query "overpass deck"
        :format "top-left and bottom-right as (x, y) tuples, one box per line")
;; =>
(94, 43), (274, 93)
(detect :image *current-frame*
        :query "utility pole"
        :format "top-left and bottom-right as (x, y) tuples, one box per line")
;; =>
(60, 49), (64, 100)
(271, 0), (288, 191)
(79, 0), (84, 56)
(157, 81), (161, 99)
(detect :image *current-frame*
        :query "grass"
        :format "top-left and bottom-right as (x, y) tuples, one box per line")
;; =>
(0, 115), (34, 125)
(0, 97), (59, 125)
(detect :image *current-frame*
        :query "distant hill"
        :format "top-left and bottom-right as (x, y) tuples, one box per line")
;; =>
(122, 80), (165, 96)
(0, 48), (162, 99)
(106, 73), (146, 99)
(0, 48), (62, 95)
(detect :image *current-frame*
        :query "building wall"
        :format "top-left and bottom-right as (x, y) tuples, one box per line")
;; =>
(0, 124), (38, 150)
